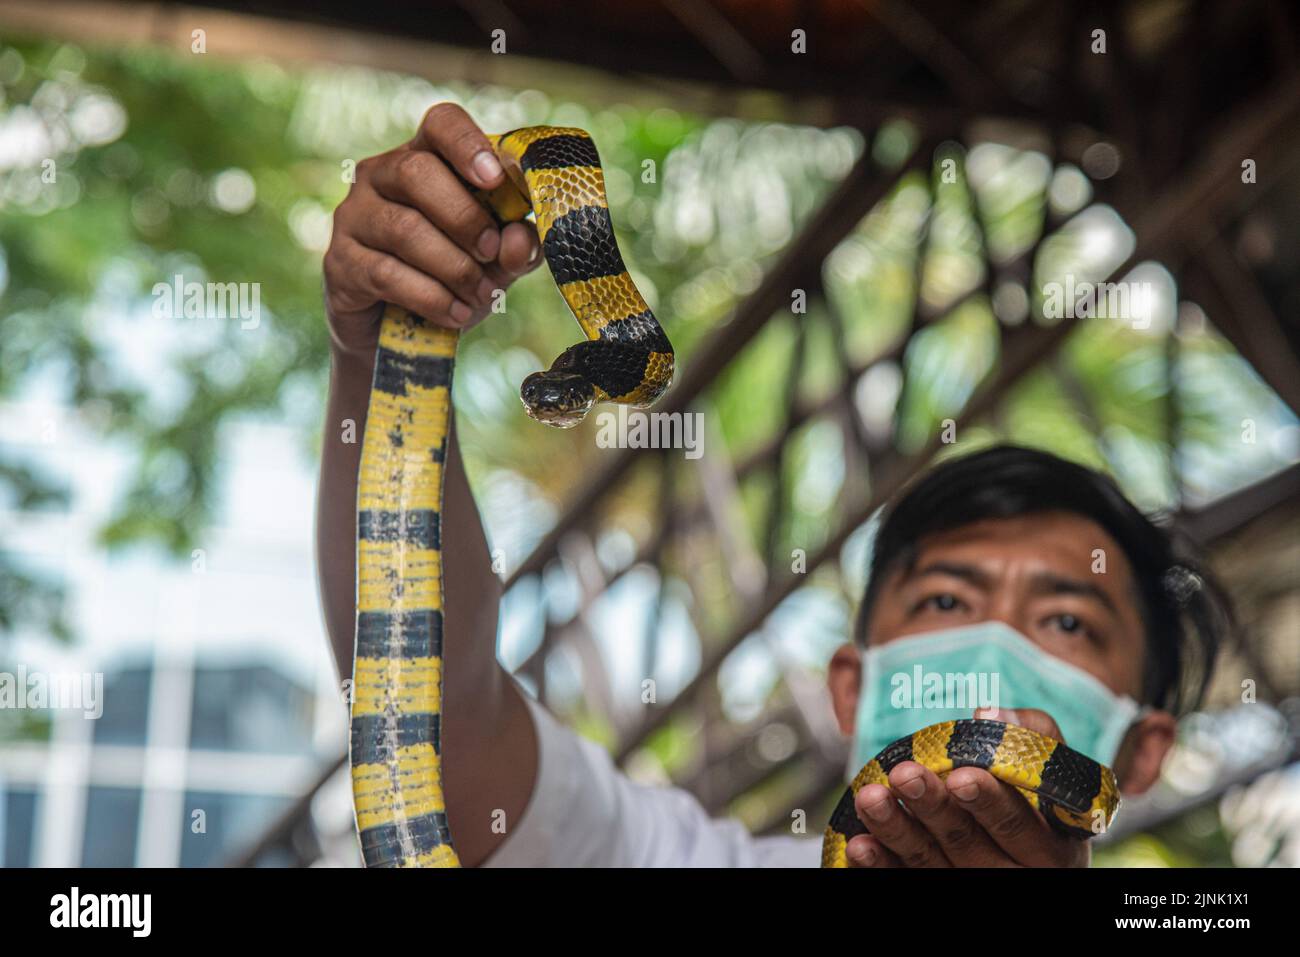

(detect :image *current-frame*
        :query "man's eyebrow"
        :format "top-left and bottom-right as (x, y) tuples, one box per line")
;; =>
(1029, 571), (1119, 614)
(906, 562), (1122, 615)
(907, 561), (994, 589)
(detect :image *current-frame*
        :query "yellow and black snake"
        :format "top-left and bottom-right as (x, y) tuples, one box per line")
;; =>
(822, 718), (1121, 867)
(348, 126), (673, 867)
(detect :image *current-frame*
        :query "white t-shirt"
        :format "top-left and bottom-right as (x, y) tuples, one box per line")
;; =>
(483, 690), (822, 867)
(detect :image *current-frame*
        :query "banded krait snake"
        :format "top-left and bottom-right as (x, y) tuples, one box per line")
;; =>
(348, 126), (673, 867)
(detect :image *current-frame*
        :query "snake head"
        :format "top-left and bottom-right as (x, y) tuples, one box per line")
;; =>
(520, 371), (596, 428)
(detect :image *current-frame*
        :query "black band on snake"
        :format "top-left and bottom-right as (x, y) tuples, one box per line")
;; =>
(345, 125), (1119, 869)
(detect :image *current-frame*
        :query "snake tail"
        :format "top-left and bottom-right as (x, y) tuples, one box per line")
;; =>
(348, 126), (673, 867)
(821, 719), (1121, 868)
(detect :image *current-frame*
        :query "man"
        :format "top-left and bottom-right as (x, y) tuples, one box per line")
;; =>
(316, 104), (1227, 867)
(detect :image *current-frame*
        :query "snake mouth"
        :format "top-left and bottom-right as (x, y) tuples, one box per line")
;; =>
(520, 371), (596, 428)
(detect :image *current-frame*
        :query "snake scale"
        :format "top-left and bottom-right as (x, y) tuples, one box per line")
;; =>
(346, 125), (1119, 869)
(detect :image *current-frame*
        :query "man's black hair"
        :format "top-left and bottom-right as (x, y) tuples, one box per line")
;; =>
(855, 444), (1231, 716)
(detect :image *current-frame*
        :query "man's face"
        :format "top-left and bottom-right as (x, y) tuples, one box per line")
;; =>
(826, 510), (1171, 789)
(863, 511), (1147, 698)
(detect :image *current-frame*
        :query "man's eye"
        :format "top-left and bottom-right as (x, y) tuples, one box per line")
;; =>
(921, 593), (962, 613)
(1051, 613), (1083, 634)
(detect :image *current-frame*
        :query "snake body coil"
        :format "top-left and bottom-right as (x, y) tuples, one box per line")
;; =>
(822, 718), (1121, 867)
(348, 126), (673, 868)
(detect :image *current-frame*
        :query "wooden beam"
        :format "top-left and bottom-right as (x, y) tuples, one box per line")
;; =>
(1176, 461), (1300, 546)
(1189, 233), (1300, 416)
(658, 0), (767, 84)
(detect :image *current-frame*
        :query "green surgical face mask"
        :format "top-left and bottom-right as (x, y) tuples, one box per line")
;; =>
(847, 620), (1143, 781)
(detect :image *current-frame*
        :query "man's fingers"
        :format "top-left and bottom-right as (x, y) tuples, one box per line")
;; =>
(846, 835), (900, 868)
(344, 238), (474, 330)
(853, 783), (950, 868)
(1010, 708), (1066, 744)
(412, 102), (504, 189)
(456, 226), (541, 325)
(326, 104), (540, 345)
(498, 221), (542, 276)
(887, 762), (1007, 866)
(975, 706), (1066, 745)
(945, 767), (1084, 867)
(350, 192), (493, 310)
(370, 149), (501, 265)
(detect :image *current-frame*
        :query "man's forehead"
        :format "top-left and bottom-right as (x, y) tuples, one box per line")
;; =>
(904, 512), (1134, 578)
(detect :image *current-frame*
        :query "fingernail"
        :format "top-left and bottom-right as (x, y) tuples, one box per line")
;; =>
(863, 795), (890, 820)
(472, 150), (503, 185)
(476, 227), (499, 261)
(449, 300), (473, 325)
(896, 772), (925, 801)
(976, 707), (1017, 724)
(853, 846), (876, 866)
(952, 781), (979, 802)
(527, 243), (540, 264)
(476, 278), (496, 305)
